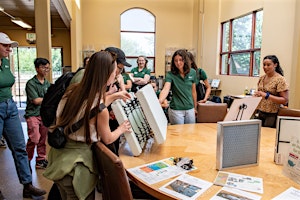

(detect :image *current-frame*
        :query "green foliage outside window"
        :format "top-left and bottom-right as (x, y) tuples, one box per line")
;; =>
(220, 10), (263, 77)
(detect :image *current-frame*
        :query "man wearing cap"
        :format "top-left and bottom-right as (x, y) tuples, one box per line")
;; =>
(0, 32), (46, 198)
(104, 47), (132, 155)
(105, 47), (132, 92)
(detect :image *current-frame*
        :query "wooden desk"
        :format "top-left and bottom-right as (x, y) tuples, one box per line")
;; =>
(119, 123), (300, 199)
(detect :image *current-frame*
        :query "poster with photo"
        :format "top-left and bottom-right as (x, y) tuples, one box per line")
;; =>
(127, 157), (196, 185)
(211, 187), (261, 200)
(272, 187), (300, 200)
(159, 174), (213, 200)
(214, 171), (263, 194)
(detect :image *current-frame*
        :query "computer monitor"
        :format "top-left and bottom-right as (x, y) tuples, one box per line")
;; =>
(223, 97), (262, 121)
(216, 119), (261, 170)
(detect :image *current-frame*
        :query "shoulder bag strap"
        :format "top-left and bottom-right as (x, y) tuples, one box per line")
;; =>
(68, 103), (106, 134)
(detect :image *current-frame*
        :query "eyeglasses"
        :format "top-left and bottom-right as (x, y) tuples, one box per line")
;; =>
(0, 43), (11, 48)
(40, 66), (51, 71)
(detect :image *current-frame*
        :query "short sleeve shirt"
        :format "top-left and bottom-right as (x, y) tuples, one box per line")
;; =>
(122, 73), (130, 84)
(0, 58), (15, 102)
(25, 75), (51, 118)
(257, 73), (289, 113)
(196, 68), (208, 83)
(165, 69), (197, 110)
(130, 67), (150, 78)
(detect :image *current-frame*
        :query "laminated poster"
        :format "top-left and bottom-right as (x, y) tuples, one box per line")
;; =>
(282, 137), (300, 184)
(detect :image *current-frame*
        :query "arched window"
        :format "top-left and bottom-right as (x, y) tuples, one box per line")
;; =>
(121, 8), (155, 72)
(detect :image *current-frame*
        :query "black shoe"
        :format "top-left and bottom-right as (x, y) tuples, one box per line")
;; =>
(0, 190), (7, 200)
(36, 160), (48, 169)
(23, 184), (46, 198)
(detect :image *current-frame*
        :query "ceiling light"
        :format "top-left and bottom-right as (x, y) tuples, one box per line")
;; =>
(0, 6), (32, 29)
(11, 18), (32, 29)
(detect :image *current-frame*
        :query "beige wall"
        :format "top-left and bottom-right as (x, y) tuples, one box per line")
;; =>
(292, 0), (300, 109)
(81, 0), (194, 76)
(201, 0), (300, 108)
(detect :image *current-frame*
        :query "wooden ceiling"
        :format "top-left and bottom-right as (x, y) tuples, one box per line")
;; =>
(0, 0), (68, 30)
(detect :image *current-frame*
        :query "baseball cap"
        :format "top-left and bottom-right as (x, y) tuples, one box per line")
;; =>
(0, 32), (19, 47)
(105, 47), (131, 67)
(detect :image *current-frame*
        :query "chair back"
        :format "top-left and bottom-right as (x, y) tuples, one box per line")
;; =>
(197, 103), (228, 123)
(278, 107), (300, 117)
(93, 141), (133, 200)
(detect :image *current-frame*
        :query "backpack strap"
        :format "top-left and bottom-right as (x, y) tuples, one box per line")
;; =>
(67, 103), (106, 134)
(198, 68), (202, 81)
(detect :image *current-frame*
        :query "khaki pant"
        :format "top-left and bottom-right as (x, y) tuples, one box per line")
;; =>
(55, 175), (95, 200)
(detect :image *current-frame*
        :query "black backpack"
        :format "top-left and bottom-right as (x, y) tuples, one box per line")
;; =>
(196, 69), (206, 101)
(40, 72), (76, 127)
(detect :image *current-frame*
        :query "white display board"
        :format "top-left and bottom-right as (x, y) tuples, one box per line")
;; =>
(275, 116), (300, 164)
(224, 97), (262, 121)
(112, 84), (167, 156)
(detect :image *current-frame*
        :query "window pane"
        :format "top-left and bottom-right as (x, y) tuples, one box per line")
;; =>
(121, 9), (155, 32)
(125, 58), (154, 73)
(221, 54), (228, 75)
(222, 22), (230, 52)
(232, 14), (252, 51)
(255, 11), (263, 48)
(229, 53), (250, 75)
(121, 32), (155, 56)
(51, 48), (63, 79)
(253, 51), (261, 77)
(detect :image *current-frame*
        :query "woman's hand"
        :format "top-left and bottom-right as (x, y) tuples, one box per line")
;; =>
(106, 84), (118, 95)
(198, 99), (207, 103)
(105, 90), (131, 106)
(118, 120), (131, 134)
(254, 91), (266, 98)
(116, 90), (131, 102)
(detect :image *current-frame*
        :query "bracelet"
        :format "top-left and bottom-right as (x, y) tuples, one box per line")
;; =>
(265, 92), (270, 100)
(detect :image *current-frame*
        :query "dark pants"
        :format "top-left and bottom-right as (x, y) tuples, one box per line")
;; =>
(256, 110), (278, 128)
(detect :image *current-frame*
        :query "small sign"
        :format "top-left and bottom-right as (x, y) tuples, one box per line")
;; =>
(26, 33), (36, 41)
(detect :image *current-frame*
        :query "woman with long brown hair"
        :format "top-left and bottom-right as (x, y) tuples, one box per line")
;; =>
(44, 50), (131, 199)
(159, 49), (198, 125)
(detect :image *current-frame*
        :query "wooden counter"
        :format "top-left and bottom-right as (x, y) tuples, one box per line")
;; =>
(119, 123), (300, 199)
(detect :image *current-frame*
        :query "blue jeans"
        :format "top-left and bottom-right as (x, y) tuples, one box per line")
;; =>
(168, 108), (195, 125)
(0, 98), (32, 184)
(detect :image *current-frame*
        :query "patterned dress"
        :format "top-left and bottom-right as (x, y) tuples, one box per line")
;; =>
(257, 73), (289, 114)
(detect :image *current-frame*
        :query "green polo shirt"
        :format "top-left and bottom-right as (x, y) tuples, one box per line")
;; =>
(196, 68), (208, 83)
(165, 69), (197, 110)
(130, 67), (150, 78)
(122, 73), (130, 84)
(25, 75), (50, 118)
(0, 58), (15, 102)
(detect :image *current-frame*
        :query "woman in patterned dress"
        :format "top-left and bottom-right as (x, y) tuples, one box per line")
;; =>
(254, 55), (289, 127)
